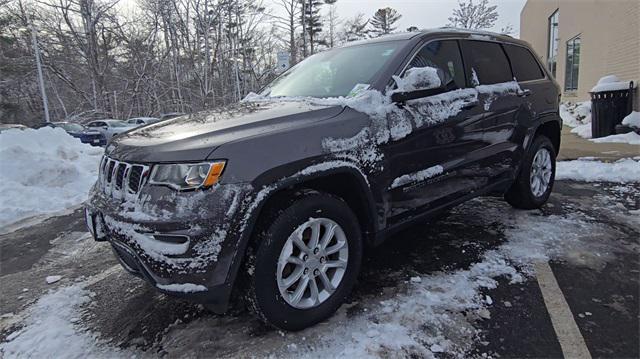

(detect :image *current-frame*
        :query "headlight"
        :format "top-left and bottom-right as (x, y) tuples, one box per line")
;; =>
(149, 161), (226, 190)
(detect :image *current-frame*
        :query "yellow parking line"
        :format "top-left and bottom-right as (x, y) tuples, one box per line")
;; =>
(535, 261), (592, 359)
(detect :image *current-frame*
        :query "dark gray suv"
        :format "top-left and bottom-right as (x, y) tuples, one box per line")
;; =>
(85, 29), (561, 330)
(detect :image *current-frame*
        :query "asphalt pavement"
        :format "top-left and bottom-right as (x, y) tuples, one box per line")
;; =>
(1, 179), (638, 358)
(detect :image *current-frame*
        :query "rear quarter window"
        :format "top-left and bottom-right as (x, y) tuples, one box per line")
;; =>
(504, 44), (545, 82)
(461, 40), (512, 85)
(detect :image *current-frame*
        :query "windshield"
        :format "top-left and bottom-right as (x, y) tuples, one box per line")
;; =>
(109, 121), (129, 128)
(57, 123), (84, 132)
(261, 41), (404, 98)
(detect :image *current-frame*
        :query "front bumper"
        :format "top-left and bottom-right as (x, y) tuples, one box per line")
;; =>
(85, 181), (252, 311)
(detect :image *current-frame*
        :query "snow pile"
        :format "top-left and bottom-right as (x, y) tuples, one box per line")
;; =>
(560, 101), (591, 128)
(561, 102), (640, 144)
(0, 285), (126, 358)
(0, 127), (103, 228)
(556, 158), (640, 183)
(622, 111), (640, 129)
(590, 75), (633, 93)
(570, 123), (593, 139)
(591, 131), (640, 145)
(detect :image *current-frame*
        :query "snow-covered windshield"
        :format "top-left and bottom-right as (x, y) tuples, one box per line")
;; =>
(261, 41), (404, 98)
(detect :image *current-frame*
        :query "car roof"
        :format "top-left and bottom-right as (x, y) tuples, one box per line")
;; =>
(341, 27), (526, 48)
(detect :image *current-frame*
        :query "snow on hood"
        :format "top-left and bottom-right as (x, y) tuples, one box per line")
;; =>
(0, 127), (103, 228)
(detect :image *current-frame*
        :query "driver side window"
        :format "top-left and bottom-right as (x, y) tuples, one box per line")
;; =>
(407, 40), (466, 91)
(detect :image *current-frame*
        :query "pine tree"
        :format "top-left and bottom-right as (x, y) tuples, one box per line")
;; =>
(300, 0), (324, 55)
(369, 7), (402, 37)
(447, 0), (499, 30)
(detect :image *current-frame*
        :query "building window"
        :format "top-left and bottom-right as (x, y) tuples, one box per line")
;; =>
(565, 36), (581, 91)
(547, 10), (559, 77)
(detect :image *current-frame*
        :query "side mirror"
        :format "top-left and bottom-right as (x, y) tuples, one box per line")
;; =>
(391, 86), (448, 103)
(391, 66), (451, 103)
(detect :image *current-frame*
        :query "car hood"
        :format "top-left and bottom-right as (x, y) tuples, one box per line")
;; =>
(107, 100), (344, 162)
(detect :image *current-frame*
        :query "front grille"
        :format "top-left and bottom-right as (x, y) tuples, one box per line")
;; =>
(99, 156), (150, 199)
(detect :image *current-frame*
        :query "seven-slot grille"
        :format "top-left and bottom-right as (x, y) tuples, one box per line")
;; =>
(99, 156), (150, 199)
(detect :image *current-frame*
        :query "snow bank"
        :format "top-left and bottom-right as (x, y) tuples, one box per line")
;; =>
(562, 102), (640, 144)
(0, 285), (126, 358)
(591, 131), (640, 145)
(590, 75), (634, 93)
(622, 111), (640, 129)
(556, 158), (640, 183)
(0, 127), (103, 228)
(560, 101), (591, 128)
(570, 123), (592, 139)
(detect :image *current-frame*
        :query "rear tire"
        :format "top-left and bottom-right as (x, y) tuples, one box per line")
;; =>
(505, 135), (556, 209)
(247, 192), (362, 331)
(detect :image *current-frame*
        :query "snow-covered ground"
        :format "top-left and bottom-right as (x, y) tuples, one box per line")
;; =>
(2, 160), (638, 358)
(0, 127), (103, 229)
(556, 158), (640, 183)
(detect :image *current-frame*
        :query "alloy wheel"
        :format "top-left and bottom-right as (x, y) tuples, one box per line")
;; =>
(276, 217), (349, 309)
(530, 147), (552, 197)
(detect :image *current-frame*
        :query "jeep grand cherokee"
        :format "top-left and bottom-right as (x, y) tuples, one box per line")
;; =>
(85, 29), (561, 331)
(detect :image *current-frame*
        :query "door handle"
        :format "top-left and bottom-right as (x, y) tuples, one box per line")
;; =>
(517, 89), (532, 97)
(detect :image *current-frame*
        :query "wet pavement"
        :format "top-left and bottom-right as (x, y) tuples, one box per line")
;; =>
(1, 180), (638, 358)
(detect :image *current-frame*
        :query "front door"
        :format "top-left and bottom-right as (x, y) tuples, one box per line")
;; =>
(383, 39), (489, 225)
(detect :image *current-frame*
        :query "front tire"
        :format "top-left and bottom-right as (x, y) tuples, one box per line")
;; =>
(248, 192), (362, 331)
(505, 135), (556, 209)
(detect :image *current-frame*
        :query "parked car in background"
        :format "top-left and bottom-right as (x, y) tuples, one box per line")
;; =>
(37, 121), (106, 146)
(159, 112), (186, 121)
(86, 119), (136, 141)
(0, 124), (28, 133)
(126, 117), (160, 127)
(86, 29), (562, 331)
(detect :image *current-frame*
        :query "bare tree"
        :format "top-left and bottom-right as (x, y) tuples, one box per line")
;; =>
(370, 7), (401, 37)
(447, 0), (499, 30)
(500, 23), (514, 35)
(341, 12), (370, 42)
(273, 0), (300, 64)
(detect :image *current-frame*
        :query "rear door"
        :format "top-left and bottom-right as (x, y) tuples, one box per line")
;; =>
(384, 39), (489, 225)
(459, 40), (524, 184)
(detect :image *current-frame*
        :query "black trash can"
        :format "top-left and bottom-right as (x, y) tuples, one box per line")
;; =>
(590, 81), (635, 138)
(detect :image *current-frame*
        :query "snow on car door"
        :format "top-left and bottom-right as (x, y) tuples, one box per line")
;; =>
(384, 40), (490, 225)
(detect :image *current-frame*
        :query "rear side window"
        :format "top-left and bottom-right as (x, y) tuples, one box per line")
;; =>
(504, 44), (545, 82)
(406, 40), (466, 90)
(461, 40), (512, 85)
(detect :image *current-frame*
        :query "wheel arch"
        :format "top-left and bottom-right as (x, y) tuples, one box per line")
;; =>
(532, 116), (561, 156)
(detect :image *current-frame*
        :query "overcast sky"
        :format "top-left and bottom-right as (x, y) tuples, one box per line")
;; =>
(326, 0), (527, 37)
(119, 0), (528, 37)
